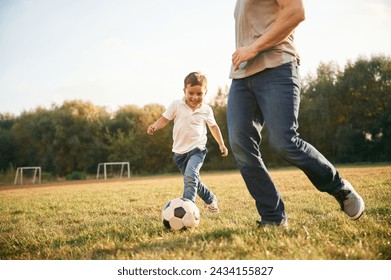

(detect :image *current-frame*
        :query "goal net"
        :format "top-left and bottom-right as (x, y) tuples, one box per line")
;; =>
(14, 167), (42, 185)
(96, 162), (130, 180)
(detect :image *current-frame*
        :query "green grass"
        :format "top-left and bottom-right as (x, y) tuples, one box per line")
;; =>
(0, 165), (390, 260)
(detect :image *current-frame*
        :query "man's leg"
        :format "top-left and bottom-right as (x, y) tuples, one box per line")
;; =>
(227, 77), (286, 224)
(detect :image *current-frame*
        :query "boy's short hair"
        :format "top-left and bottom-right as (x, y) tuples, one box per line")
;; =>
(184, 72), (208, 89)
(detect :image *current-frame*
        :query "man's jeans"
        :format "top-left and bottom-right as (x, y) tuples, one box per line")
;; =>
(173, 148), (215, 204)
(227, 61), (343, 223)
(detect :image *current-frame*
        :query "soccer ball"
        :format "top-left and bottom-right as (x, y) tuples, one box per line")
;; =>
(162, 197), (200, 230)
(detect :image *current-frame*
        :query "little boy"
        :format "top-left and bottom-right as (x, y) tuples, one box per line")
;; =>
(147, 72), (228, 212)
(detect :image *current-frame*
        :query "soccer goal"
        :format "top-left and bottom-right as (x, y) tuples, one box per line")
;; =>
(96, 162), (130, 180)
(14, 166), (42, 185)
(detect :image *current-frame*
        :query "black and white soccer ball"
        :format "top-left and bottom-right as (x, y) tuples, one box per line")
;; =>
(162, 197), (200, 230)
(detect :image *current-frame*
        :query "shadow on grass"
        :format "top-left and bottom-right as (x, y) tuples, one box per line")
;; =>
(91, 227), (241, 259)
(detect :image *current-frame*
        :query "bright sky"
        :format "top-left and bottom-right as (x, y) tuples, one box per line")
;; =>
(1, 0), (390, 115)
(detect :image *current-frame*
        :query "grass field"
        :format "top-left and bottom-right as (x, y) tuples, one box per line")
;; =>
(0, 165), (390, 260)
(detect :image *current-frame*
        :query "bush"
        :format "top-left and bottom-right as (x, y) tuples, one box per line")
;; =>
(66, 171), (86, 181)
(41, 172), (56, 182)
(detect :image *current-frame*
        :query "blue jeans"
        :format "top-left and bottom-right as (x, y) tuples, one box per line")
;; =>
(227, 61), (343, 223)
(173, 148), (215, 204)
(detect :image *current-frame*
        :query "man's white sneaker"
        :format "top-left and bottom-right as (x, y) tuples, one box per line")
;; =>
(332, 179), (365, 220)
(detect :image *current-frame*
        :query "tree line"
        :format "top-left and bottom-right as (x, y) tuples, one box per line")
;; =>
(1, 55), (390, 179)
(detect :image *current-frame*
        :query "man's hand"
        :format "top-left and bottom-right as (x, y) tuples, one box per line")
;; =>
(232, 45), (258, 71)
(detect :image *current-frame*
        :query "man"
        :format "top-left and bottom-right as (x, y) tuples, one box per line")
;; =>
(227, 0), (364, 227)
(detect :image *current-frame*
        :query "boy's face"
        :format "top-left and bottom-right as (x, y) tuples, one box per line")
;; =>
(184, 84), (207, 110)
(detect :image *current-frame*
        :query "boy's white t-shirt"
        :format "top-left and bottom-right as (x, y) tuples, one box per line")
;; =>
(162, 99), (217, 154)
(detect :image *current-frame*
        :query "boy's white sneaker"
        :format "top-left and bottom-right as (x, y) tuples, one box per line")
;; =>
(205, 196), (219, 213)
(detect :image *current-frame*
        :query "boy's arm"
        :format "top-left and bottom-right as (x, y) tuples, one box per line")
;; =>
(208, 124), (229, 157)
(147, 116), (170, 135)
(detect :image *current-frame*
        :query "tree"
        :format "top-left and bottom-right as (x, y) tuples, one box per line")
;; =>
(300, 62), (341, 159)
(205, 87), (240, 170)
(51, 100), (110, 174)
(0, 114), (17, 171)
(300, 54), (391, 162)
(11, 101), (110, 176)
(105, 104), (175, 174)
(334, 55), (391, 161)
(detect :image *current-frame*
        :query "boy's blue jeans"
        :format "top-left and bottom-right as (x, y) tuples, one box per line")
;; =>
(227, 61), (343, 223)
(173, 148), (215, 204)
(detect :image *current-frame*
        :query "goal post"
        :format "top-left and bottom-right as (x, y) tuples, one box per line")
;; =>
(96, 162), (130, 180)
(14, 167), (42, 185)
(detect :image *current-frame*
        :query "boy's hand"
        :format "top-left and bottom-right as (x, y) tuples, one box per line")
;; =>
(147, 125), (156, 135)
(220, 145), (229, 157)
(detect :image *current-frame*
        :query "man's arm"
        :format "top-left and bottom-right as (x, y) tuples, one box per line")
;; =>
(232, 0), (305, 71)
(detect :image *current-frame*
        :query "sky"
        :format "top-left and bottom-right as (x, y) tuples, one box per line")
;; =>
(0, 0), (390, 115)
